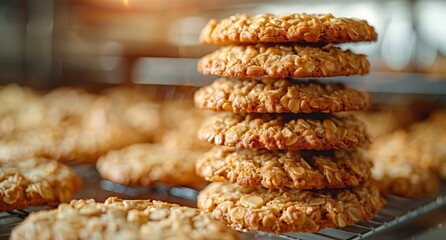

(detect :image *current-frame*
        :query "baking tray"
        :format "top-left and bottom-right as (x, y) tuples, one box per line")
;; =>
(1, 164), (446, 239)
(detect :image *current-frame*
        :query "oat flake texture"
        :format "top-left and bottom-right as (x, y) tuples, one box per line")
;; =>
(200, 13), (377, 44)
(196, 147), (372, 189)
(11, 197), (239, 240)
(198, 112), (370, 150)
(194, 78), (370, 113)
(197, 182), (385, 233)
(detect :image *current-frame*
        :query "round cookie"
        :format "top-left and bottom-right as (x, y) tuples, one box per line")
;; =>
(200, 13), (377, 44)
(367, 130), (440, 197)
(196, 147), (372, 189)
(197, 182), (384, 233)
(194, 78), (370, 113)
(197, 44), (369, 78)
(97, 143), (206, 188)
(10, 197), (239, 240)
(0, 158), (82, 211)
(198, 112), (370, 150)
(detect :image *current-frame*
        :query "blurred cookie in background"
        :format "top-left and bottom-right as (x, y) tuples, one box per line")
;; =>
(0, 85), (161, 163)
(366, 130), (440, 197)
(406, 109), (446, 178)
(356, 107), (416, 139)
(156, 100), (212, 151)
(97, 143), (206, 189)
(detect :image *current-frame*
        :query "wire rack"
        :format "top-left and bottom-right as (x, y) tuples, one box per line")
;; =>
(1, 166), (445, 240)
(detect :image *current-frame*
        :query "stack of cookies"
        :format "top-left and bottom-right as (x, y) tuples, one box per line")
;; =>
(193, 13), (385, 234)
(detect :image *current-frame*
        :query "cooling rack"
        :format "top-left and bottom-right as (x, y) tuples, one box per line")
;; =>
(1, 165), (445, 240)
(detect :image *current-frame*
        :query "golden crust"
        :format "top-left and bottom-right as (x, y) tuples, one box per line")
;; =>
(200, 13), (377, 44)
(197, 182), (384, 233)
(10, 197), (239, 240)
(0, 158), (82, 211)
(196, 147), (372, 189)
(194, 78), (370, 113)
(198, 112), (370, 150)
(198, 44), (369, 78)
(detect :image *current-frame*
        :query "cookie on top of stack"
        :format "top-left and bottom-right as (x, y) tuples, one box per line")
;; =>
(194, 13), (385, 234)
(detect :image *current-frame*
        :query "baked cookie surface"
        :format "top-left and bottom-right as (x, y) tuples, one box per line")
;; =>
(198, 44), (369, 78)
(197, 182), (384, 233)
(198, 112), (369, 150)
(0, 158), (82, 211)
(10, 197), (239, 240)
(200, 13), (377, 44)
(194, 78), (370, 113)
(96, 143), (205, 188)
(197, 147), (372, 189)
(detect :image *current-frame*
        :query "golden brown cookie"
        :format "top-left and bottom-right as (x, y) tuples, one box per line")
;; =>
(196, 147), (371, 189)
(0, 158), (82, 211)
(200, 13), (377, 44)
(10, 197), (239, 240)
(198, 44), (369, 78)
(198, 112), (369, 150)
(198, 182), (384, 233)
(97, 143), (206, 188)
(367, 130), (440, 197)
(195, 78), (370, 113)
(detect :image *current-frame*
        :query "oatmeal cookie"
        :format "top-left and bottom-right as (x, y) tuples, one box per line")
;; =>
(200, 13), (377, 44)
(198, 112), (369, 150)
(194, 78), (370, 113)
(11, 197), (239, 240)
(198, 44), (369, 78)
(197, 182), (384, 233)
(196, 147), (371, 189)
(0, 158), (82, 211)
(97, 144), (206, 188)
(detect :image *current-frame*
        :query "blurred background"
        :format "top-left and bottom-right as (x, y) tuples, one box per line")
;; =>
(0, 1), (446, 239)
(0, 0), (445, 93)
